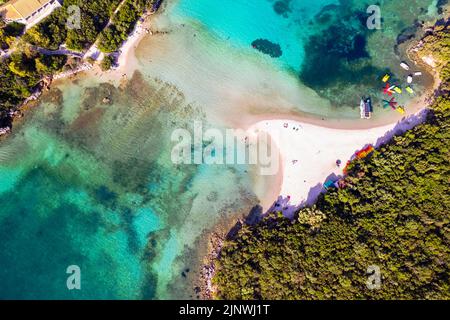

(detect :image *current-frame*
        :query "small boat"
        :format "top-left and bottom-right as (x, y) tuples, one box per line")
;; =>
(407, 75), (413, 83)
(414, 71), (422, 76)
(355, 145), (375, 159)
(394, 86), (402, 94)
(406, 86), (414, 94)
(396, 106), (405, 114)
(400, 62), (410, 70)
(360, 97), (373, 119)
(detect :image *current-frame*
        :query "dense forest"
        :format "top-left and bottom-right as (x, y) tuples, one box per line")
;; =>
(414, 23), (450, 92)
(214, 95), (450, 300)
(0, 48), (67, 110)
(213, 26), (450, 300)
(23, 0), (122, 51)
(23, 0), (158, 52)
(98, 0), (156, 53)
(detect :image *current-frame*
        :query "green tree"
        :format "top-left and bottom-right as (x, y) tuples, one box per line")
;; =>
(100, 55), (115, 71)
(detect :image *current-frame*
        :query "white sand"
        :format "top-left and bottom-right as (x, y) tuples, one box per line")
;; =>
(114, 14), (152, 76)
(53, 62), (92, 80)
(80, 12), (153, 82)
(249, 108), (429, 211)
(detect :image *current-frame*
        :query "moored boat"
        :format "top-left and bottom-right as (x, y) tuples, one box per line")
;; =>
(360, 97), (373, 119)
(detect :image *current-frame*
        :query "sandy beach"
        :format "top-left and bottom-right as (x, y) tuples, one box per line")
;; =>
(246, 107), (430, 213)
(1, 0), (446, 301)
(115, 13), (154, 77)
(75, 10), (155, 84)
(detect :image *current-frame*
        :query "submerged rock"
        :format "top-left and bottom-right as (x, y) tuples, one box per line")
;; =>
(273, 0), (292, 18)
(251, 39), (282, 58)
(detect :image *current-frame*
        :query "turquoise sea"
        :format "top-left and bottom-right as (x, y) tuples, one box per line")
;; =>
(0, 0), (443, 299)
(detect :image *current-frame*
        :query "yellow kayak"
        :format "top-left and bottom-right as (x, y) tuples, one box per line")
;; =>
(406, 86), (414, 94)
(397, 106), (405, 114)
(382, 74), (390, 82)
(394, 86), (402, 94)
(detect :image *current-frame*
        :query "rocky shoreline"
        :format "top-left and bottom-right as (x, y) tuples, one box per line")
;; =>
(408, 18), (450, 85)
(196, 207), (262, 299)
(196, 219), (246, 300)
(0, 62), (92, 139)
(196, 231), (223, 300)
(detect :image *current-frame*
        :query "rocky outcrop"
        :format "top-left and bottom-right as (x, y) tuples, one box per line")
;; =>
(0, 126), (11, 136)
(0, 109), (16, 137)
(197, 231), (226, 300)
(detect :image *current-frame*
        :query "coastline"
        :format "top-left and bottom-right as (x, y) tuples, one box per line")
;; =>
(1, 1), (165, 139)
(194, 19), (447, 299)
(46, 2), (444, 300)
(230, 30), (442, 212)
(0, 0), (444, 137)
(55, 7), (157, 84)
(196, 104), (437, 300)
(248, 108), (431, 209)
(0, 0), (447, 300)
(234, 35), (442, 210)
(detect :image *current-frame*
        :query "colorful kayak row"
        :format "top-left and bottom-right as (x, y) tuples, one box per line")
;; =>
(382, 74), (415, 95)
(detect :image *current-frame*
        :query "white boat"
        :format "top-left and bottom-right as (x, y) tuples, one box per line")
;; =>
(360, 97), (373, 119)
(400, 62), (410, 70)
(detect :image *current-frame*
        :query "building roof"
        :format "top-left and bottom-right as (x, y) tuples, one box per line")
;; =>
(0, 0), (53, 21)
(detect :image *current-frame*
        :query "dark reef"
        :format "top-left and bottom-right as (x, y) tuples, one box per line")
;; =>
(251, 39), (283, 58)
(0, 110), (13, 135)
(0, 112), (12, 129)
(437, 0), (449, 14)
(273, 0), (292, 18)
(299, 4), (385, 106)
(396, 22), (422, 46)
(300, 23), (373, 87)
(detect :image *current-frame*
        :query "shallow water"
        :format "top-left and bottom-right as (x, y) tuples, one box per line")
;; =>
(0, 74), (268, 299)
(171, 0), (439, 109)
(0, 0), (443, 299)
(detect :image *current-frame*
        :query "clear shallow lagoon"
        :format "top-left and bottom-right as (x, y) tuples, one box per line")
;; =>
(172, 0), (439, 108)
(172, 0), (338, 71)
(0, 75), (264, 299)
(0, 0), (442, 299)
